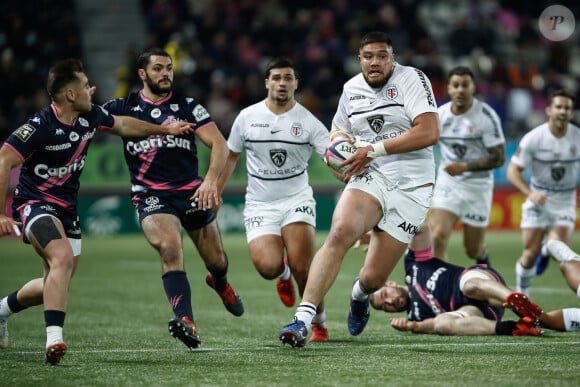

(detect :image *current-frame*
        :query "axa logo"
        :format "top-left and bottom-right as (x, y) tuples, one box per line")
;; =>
(397, 221), (419, 235)
(294, 206), (314, 216)
(465, 213), (486, 222)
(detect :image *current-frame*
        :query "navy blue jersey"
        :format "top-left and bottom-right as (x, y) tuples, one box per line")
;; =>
(404, 252), (505, 321)
(6, 104), (115, 210)
(103, 91), (212, 193)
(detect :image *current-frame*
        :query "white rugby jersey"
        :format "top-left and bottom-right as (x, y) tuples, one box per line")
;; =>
(333, 63), (437, 188)
(437, 98), (505, 184)
(511, 122), (580, 201)
(228, 100), (329, 202)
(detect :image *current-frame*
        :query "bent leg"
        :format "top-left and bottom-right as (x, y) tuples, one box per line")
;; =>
(429, 208), (458, 261)
(460, 270), (511, 307)
(433, 306), (495, 335)
(282, 222), (315, 297)
(188, 219), (228, 271)
(28, 216), (75, 312)
(248, 235), (285, 280)
(463, 224), (487, 261)
(142, 214), (185, 273)
(559, 260), (580, 298)
(302, 189), (382, 307)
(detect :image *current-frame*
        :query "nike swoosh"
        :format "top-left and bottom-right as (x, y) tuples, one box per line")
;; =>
(270, 129), (283, 134)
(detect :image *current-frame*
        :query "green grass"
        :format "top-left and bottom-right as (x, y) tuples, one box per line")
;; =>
(1, 231), (580, 386)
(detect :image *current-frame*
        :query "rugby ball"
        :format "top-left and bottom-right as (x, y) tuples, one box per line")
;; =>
(324, 138), (357, 173)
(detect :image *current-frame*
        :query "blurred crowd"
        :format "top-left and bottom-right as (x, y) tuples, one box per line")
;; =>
(1, 0), (579, 142)
(0, 0), (81, 142)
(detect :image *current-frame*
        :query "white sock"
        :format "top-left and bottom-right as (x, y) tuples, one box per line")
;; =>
(576, 285), (580, 301)
(46, 326), (63, 348)
(515, 261), (535, 295)
(312, 310), (326, 326)
(294, 302), (316, 329)
(351, 279), (369, 301)
(562, 308), (580, 332)
(278, 261), (291, 281)
(0, 297), (12, 319)
(541, 241), (549, 257)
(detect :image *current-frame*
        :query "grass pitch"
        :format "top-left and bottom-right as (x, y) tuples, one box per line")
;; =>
(1, 231), (580, 386)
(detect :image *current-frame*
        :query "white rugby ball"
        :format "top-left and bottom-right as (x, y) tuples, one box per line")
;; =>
(324, 138), (357, 172)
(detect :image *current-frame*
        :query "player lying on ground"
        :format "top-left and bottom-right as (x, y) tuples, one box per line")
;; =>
(357, 227), (580, 335)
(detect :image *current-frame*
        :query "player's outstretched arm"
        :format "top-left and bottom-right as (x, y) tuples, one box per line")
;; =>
(110, 115), (194, 137)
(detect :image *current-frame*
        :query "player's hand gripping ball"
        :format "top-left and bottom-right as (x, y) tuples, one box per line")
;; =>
(324, 138), (358, 173)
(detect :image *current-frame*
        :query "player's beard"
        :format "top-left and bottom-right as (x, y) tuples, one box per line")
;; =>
(363, 73), (388, 88)
(145, 74), (173, 95)
(274, 94), (290, 105)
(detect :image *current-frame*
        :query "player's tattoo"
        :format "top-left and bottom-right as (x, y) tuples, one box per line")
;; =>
(466, 144), (506, 172)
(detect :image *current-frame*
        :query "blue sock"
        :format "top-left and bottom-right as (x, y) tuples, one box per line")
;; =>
(162, 271), (193, 319)
(44, 310), (66, 327)
(7, 291), (26, 313)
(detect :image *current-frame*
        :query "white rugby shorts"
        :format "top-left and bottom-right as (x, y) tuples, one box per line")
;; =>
(243, 190), (316, 242)
(520, 193), (576, 230)
(431, 173), (493, 227)
(345, 170), (432, 243)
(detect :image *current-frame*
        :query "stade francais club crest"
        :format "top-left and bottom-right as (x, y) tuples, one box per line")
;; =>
(270, 149), (287, 167)
(366, 115), (384, 134)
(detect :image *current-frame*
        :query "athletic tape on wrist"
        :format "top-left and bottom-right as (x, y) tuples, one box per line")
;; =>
(367, 141), (387, 158)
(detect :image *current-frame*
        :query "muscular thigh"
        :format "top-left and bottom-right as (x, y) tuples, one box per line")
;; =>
(141, 213), (182, 249)
(282, 222), (316, 266)
(429, 208), (458, 237)
(18, 203), (82, 256)
(248, 234), (285, 266)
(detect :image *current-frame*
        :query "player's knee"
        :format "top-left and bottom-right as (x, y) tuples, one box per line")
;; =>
(431, 230), (447, 249)
(465, 245), (482, 259)
(47, 249), (76, 274)
(358, 274), (383, 294)
(252, 257), (282, 280)
(158, 243), (183, 267)
(461, 279), (480, 298)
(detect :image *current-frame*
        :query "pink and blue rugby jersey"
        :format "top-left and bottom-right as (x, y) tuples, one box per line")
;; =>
(5, 104), (115, 210)
(404, 252), (505, 322)
(104, 91), (213, 193)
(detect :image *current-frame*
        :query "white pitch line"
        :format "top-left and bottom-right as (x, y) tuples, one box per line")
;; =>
(5, 340), (580, 355)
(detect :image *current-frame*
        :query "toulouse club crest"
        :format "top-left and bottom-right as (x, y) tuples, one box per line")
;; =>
(290, 122), (303, 137)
